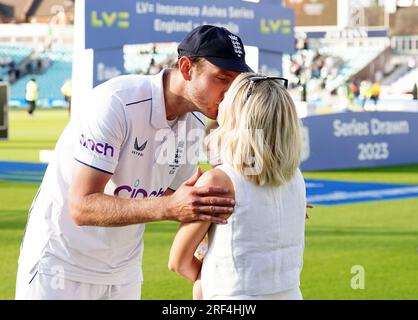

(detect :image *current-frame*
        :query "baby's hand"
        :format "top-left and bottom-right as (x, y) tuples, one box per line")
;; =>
(193, 278), (203, 300)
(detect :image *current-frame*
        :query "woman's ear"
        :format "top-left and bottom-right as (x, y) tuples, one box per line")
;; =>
(178, 56), (193, 81)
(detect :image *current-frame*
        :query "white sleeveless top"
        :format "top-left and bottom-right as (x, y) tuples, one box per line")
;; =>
(201, 164), (306, 299)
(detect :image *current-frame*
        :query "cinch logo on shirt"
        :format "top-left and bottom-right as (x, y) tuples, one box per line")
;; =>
(79, 134), (114, 158)
(114, 179), (164, 198)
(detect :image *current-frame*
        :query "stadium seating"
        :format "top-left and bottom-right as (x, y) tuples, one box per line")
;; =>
(0, 44), (33, 65)
(284, 45), (386, 96)
(124, 43), (177, 74)
(319, 46), (383, 92)
(10, 47), (72, 103)
(0, 44), (33, 82)
(390, 67), (418, 93)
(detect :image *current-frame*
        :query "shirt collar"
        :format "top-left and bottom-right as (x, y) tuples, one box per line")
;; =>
(150, 69), (170, 129)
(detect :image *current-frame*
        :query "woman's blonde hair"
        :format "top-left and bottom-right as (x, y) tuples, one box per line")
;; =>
(206, 73), (302, 186)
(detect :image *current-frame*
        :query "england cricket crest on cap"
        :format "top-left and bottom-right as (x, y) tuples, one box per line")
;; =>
(228, 34), (243, 58)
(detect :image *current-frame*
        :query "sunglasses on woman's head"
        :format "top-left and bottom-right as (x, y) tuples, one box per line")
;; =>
(243, 76), (289, 106)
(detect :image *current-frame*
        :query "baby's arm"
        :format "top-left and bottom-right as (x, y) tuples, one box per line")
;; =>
(193, 273), (203, 300)
(168, 221), (210, 282)
(168, 169), (233, 284)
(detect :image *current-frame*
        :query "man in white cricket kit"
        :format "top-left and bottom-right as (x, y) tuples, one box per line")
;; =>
(16, 25), (251, 300)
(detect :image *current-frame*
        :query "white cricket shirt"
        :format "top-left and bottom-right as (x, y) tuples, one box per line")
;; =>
(18, 70), (205, 285)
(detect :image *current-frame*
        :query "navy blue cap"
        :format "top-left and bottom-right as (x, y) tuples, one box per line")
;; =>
(178, 25), (252, 73)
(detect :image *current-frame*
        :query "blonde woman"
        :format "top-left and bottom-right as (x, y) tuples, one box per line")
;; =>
(168, 73), (306, 300)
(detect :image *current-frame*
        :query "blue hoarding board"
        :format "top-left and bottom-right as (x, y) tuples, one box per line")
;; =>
(300, 112), (418, 171)
(85, 0), (295, 54)
(305, 29), (388, 39)
(306, 179), (418, 206)
(93, 48), (125, 87)
(0, 161), (47, 183)
(3, 160), (417, 207)
(259, 50), (283, 76)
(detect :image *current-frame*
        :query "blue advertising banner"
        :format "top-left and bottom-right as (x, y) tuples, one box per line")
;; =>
(300, 112), (418, 171)
(93, 48), (124, 87)
(259, 50), (283, 76)
(85, 0), (295, 54)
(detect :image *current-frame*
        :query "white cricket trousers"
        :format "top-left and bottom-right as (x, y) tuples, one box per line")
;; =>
(15, 272), (142, 300)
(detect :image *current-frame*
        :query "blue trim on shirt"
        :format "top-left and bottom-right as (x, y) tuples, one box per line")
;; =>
(74, 158), (113, 175)
(125, 98), (152, 107)
(28, 271), (38, 285)
(191, 112), (205, 127)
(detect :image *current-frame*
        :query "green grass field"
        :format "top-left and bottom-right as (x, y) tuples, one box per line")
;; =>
(1, 109), (417, 300)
